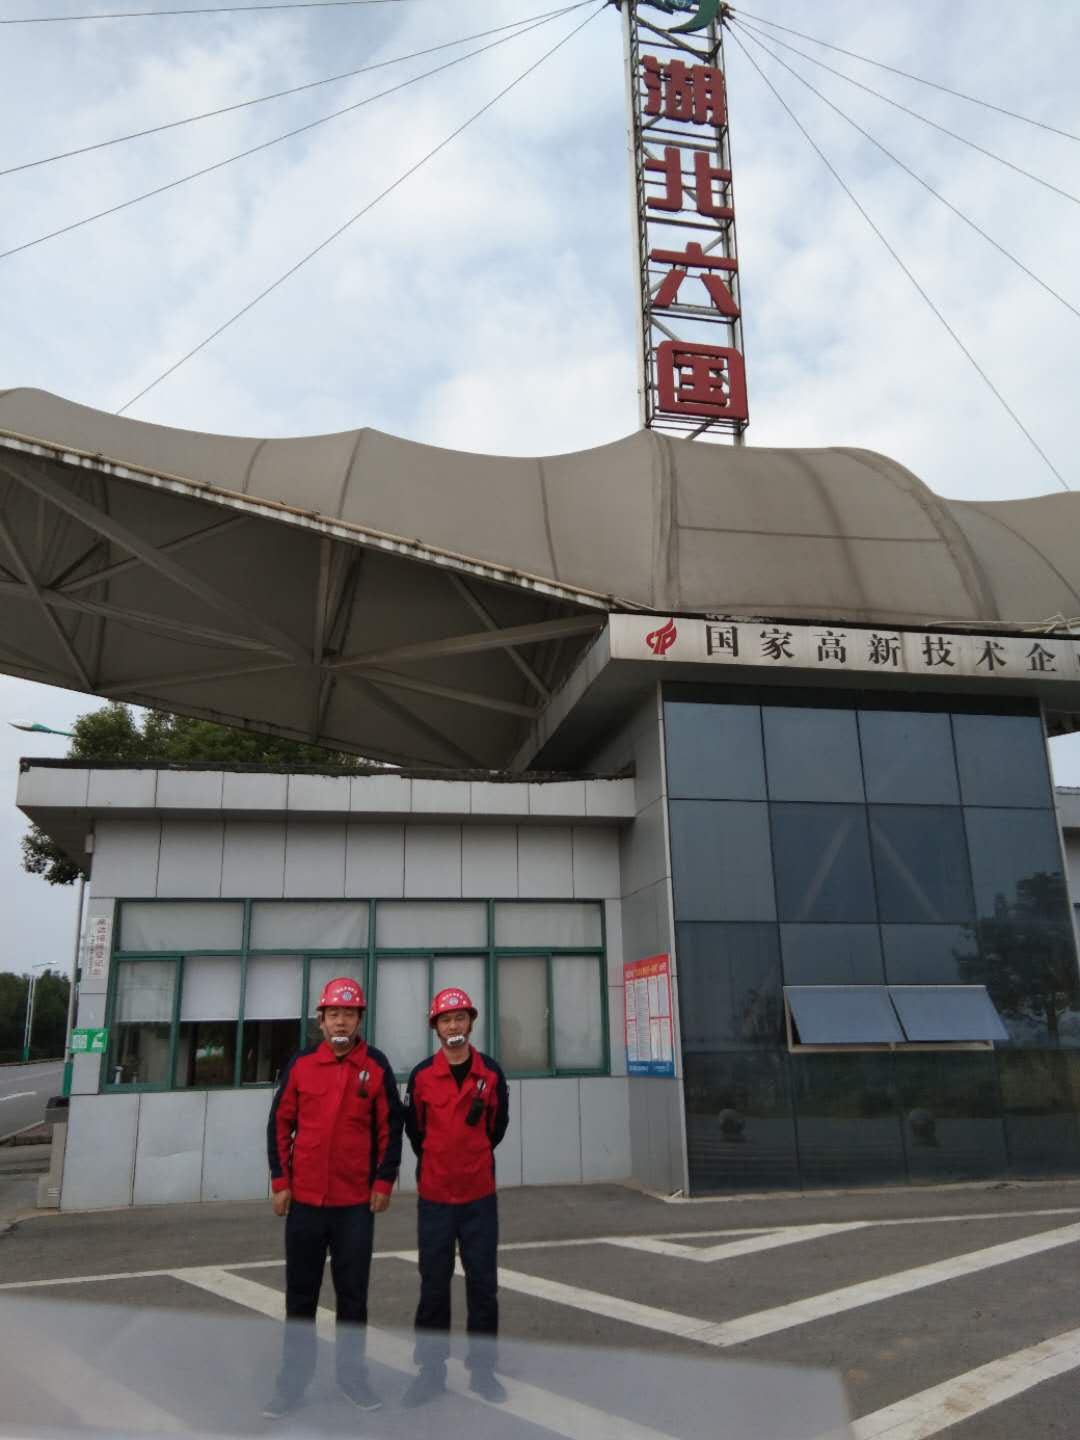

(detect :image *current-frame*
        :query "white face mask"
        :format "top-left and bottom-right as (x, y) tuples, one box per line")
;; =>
(446, 1033), (467, 1049)
(329, 1034), (352, 1049)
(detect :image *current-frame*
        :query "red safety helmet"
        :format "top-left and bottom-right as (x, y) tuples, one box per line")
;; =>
(317, 977), (366, 1010)
(429, 987), (477, 1027)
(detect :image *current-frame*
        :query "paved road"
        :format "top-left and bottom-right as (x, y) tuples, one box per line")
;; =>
(4, 1179), (1080, 1437)
(0, 1060), (63, 1141)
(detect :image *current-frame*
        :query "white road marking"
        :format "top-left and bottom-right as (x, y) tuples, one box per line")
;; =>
(175, 1267), (678, 1440)
(0, 1092), (36, 1103)
(851, 1323), (1080, 1439)
(489, 1220), (1080, 1352)
(605, 1222), (870, 1264)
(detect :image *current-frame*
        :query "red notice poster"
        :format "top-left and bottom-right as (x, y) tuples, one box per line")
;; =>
(624, 953), (675, 1077)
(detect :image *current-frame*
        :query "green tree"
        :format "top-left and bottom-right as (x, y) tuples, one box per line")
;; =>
(20, 703), (360, 886)
(0, 970), (70, 1062)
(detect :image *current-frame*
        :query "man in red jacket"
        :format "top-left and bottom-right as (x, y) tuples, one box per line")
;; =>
(404, 986), (510, 1407)
(264, 976), (403, 1418)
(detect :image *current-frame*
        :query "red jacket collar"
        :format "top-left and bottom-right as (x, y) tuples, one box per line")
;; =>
(315, 1038), (368, 1066)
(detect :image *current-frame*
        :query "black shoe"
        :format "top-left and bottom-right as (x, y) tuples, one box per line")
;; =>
(262, 1389), (300, 1419)
(339, 1377), (382, 1412)
(402, 1368), (447, 1409)
(468, 1370), (508, 1404)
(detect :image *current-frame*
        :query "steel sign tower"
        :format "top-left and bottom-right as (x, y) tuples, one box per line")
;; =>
(621, 0), (748, 440)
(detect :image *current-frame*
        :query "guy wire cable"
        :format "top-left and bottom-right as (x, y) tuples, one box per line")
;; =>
(0, 3), (585, 179)
(734, 8), (1080, 146)
(116, 3), (605, 415)
(732, 17), (1080, 209)
(1, 0), (412, 22)
(0, 1), (592, 262)
(732, 23), (1080, 323)
(724, 25), (1071, 494)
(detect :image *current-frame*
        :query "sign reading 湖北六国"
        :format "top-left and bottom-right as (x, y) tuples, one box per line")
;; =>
(613, 613), (1080, 683)
(625, 954), (675, 1077)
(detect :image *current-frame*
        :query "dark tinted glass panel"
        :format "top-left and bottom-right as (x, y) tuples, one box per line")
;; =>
(669, 801), (775, 922)
(664, 702), (766, 801)
(882, 925), (982, 985)
(964, 808), (1072, 924)
(175, 1021), (236, 1087)
(762, 706), (864, 802)
(785, 986), (904, 1044)
(792, 1053), (904, 1186)
(889, 985), (1008, 1042)
(676, 924), (783, 1050)
(858, 711), (959, 805)
(869, 807), (974, 923)
(895, 1051), (1006, 1181)
(684, 1051), (799, 1192)
(953, 713), (1052, 807)
(771, 804), (876, 922)
(108, 1023), (171, 1086)
(780, 925), (884, 985)
(242, 1018), (300, 1084)
(997, 1049), (1080, 1173)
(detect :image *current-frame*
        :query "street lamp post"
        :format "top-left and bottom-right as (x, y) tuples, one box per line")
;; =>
(21, 963), (51, 1063)
(9, 721), (76, 737)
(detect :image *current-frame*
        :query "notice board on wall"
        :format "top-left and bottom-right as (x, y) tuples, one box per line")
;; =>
(624, 954), (674, 1077)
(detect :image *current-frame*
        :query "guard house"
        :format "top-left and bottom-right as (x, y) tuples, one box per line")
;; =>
(7, 389), (1080, 1205)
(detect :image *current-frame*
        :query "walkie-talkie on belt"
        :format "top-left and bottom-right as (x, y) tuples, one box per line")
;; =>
(466, 1077), (487, 1126)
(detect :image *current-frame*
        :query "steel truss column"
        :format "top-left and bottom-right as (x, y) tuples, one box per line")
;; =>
(622, 0), (749, 441)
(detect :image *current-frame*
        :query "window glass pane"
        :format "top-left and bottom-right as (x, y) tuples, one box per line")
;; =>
(175, 1021), (236, 1088)
(376, 902), (487, 949)
(250, 901), (368, 951)
(859, 711), (959, 805)
(245, 956), (303, 1021)
(552, 956), (603, 1069)
(771, 804), (876, 923)
(684, 1051), (798, 1192)
(119, 902), (243, 952)
(895, 1050), (1006, 1182)
(785, 986), (904, 1044)
(374, 959), (428, 1072)
(494, 903), (601, 949)
(114, 959), (176, 1022)
(997, 1050), (1080, 1173)
(497, 956), (550, 1071)
(664, 702), (766, 801)
(791, 1053), (904, 1186)
(763, 707), (864, 803)
(676, 923), (783, 1050)
(964, 808), (1071, 922)
(869, 807), (973, 924)
(780, 925), (884, 985)
(881, 925), (982, 985)
(669, 801), (775, 922)
(242, 1019), (300, 1084)
(180, 956), (241, 1022)
(432, 957), (487, 1054)
(889, 985), (1008, 1042)
(953, 713), (1052, 807)
(108, 1023), (171, 1086)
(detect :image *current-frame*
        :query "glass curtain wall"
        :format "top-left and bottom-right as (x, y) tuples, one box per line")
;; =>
(664, 687), (1080, 1192)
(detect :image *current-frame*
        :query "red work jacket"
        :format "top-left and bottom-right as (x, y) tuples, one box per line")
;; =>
(268, 1040), (403, 1207)
(405, 1047), (509, 1205)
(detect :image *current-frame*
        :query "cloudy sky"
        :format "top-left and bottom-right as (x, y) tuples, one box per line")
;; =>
(3, 0), (1079, 974)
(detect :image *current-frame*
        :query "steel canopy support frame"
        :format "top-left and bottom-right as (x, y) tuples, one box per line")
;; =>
(0, 509), (91, 688)
(445, 572), (552, 702)
(328, 615), (603, 672)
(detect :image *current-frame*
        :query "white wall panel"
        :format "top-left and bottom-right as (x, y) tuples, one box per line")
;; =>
(580, 1078), (631, 1182)
(87, 770), (157, 809)
(633, 703), (665, 813)
(572, 827), (620, 899)
(462, 826), (518, 898)
(284, 821), (346, 897)
(607, 985), (627, 1077)
(346, 824), (405, 897)
(222, 821), (286, 897)
(603, 899), (624, 988)
(70, 1052), (102, 1096)
(620, 800), (668, 900)
(157, 821), (224, 898)
(133, 1092), (207, 1205)
(91, 821), (160, 898)
(288, 774), (351, 811)
(584, 779), (635, 818)
(412, 779), (469, 814)
(628, 1080), (650, 1188)
(222, 773), (288, 810)
(62, 1095), (138, 1209)
(529, 781), (586, 817)
(351, 773), (412, 812)
(521, 1077), (582, 1184)
(17, 767), (90, 807)
(517, 827), (573, 899)
(202, 1089), (273, 1201)
(404, 825), (462, 897)
(470, 782), (528, 817)
(156, 771), (223, 809)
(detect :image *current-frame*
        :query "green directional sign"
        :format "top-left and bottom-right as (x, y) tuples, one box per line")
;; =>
(71, 1027), (108, 1054)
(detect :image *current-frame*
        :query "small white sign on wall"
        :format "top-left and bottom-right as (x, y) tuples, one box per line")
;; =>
(83, 915), (112, 981)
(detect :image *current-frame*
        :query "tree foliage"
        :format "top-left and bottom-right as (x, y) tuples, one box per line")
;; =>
(0, 970), (70, 1063)
(21, 704), (360, 886)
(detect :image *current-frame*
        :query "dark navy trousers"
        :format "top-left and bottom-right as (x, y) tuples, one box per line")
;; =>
(415, 1193), (498, 1369)
(278, 1200), (374, 1396)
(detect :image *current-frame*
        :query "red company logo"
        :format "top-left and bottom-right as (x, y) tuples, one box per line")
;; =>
(646, 618), (678, 657)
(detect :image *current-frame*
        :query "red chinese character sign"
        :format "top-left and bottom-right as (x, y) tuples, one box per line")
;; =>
(621, 0), (748, 438)
(625, 954), (675, 1076)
